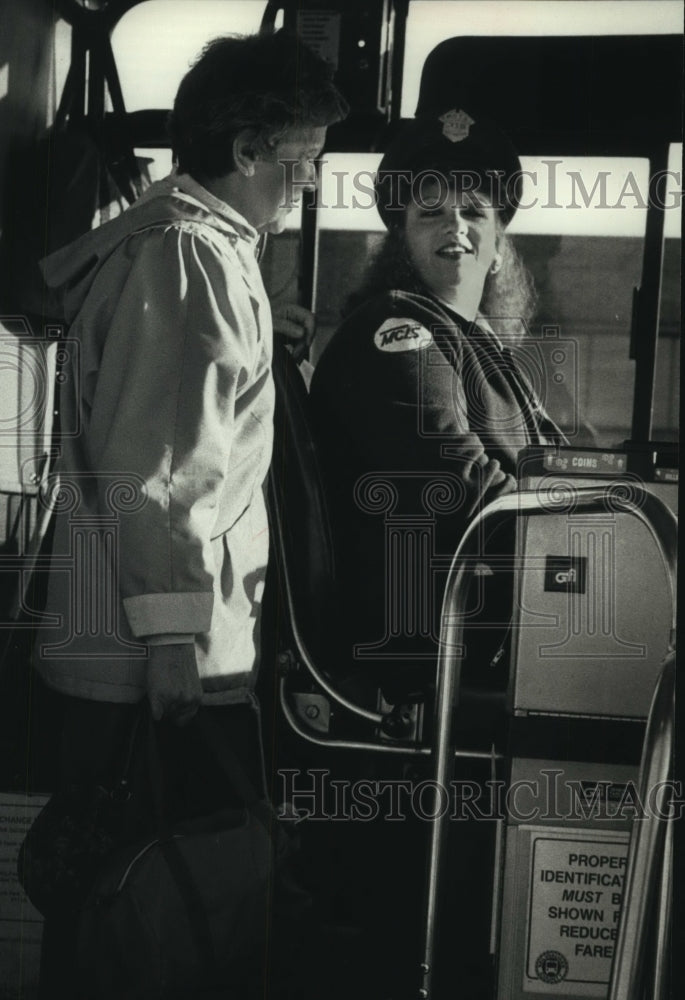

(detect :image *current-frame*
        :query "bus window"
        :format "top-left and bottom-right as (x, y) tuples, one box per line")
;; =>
(508, 156), (652, 448)
(304, 152), (681, 449)
(653, 142), (681, 443)
(397, 1), (682, 447)
(111, 2), (278, 183)
(111, 1), (274, 112)
(48, 18), (72, 123)
(258, 152), (372, 365)
(260, 153), (384, 363)
(136, 148), (173, 183)
(401, 0), (683, 119)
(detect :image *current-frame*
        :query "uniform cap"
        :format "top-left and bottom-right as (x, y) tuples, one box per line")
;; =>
(374, 109), (522, 228)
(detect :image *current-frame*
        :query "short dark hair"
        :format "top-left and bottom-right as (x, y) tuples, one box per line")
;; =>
(169, 31), (348, 178)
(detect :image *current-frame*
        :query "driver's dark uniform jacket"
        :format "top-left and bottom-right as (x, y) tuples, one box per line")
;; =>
(310, 289), (564, 677)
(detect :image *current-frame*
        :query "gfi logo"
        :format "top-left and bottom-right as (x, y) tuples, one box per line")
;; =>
(544, 557), (587, 593)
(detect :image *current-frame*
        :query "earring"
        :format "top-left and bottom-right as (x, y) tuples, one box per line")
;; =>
(490, 253), (502, 275)
(242, 163), (255, 177)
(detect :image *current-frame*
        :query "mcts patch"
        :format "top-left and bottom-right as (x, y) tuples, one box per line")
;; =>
(373, 318), (433, 353)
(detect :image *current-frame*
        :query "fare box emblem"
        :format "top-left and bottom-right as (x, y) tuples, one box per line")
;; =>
(534, 951), (569, 984)
(526, 835), (629, 989)
(544, 556), (587, 594)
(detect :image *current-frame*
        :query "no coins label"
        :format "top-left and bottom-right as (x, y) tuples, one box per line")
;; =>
(526, 834), (629, 987)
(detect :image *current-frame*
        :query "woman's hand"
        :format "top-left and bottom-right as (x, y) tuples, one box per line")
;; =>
(146, 643), (203, 727)
(272, 302), (316, 363)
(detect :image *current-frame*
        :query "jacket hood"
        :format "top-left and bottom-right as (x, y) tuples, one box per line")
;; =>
(41, 174), (258, 322)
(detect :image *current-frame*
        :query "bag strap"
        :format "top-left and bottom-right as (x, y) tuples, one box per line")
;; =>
(143, 707), (277, 832)
(140, 718), (218, 972)
(158, 837), (218, 973)
(193, 710), (278, 833)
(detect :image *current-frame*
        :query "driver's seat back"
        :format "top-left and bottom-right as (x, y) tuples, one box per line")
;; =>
(267, 346), (340, 665)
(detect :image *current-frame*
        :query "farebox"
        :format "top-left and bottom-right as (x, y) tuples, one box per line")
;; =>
(493, 446), (676, 1000)
(510, 445), (676, 720)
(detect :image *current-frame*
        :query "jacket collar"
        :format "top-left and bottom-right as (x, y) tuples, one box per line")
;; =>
(41, 171), (260, 321)
(140, 173), (259, 244)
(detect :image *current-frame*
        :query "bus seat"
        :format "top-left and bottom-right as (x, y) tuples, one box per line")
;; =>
(267, 342), (519, 726)
(268, 342), (338, 666)
(267, 344), (428, 719)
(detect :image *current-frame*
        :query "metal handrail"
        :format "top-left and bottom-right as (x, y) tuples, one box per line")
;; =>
(419, 485), (677, 1000)
(267, 473), (384, 724)
(608, 651), (675, 1000)
(653, 817), (673, 1000)
(278, 678), (503, 760)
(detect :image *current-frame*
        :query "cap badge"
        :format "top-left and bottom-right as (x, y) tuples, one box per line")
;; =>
(439, 109), (475, 143)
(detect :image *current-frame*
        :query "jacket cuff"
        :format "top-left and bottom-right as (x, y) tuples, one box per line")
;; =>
(146, 633), (196, 646)
(123, 592), (213, 638)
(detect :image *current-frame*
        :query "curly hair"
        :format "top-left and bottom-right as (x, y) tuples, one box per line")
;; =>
(169, 31), (348, 179)
(345, 220), (537, 336)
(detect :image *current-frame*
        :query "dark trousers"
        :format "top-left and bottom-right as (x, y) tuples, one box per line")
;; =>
(38, 694), (268, 1000)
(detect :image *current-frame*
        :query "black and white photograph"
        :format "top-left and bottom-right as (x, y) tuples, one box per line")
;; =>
(0, 1), (681, 998)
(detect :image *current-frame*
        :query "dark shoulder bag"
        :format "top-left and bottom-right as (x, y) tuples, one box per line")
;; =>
(75, 710), (311, 1000)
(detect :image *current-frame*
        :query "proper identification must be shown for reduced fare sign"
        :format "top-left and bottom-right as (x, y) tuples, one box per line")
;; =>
(525, 829), (629, 995)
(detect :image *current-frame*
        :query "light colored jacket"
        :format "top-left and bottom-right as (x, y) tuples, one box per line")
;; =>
(35, 175), (274, 704)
